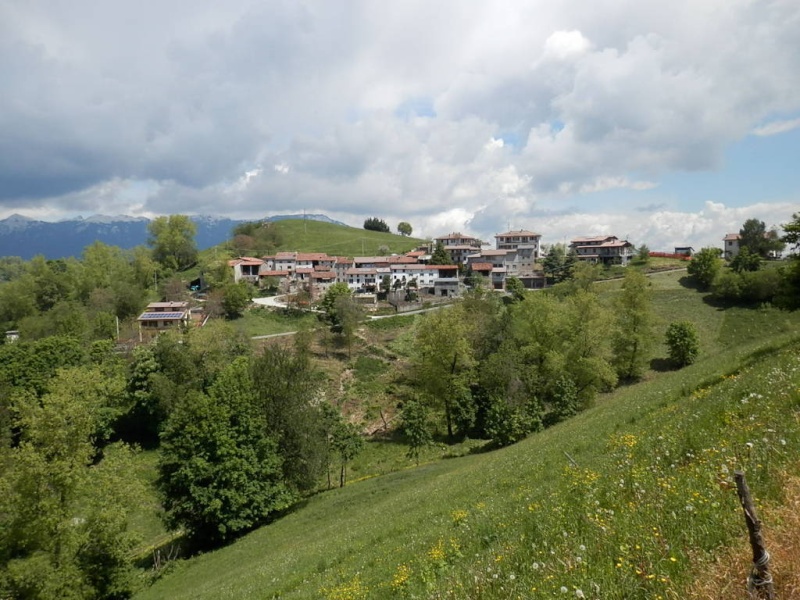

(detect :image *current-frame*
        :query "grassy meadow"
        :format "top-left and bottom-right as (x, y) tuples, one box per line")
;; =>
(198, 219), (426, 265)
(133, 271), (800, 599)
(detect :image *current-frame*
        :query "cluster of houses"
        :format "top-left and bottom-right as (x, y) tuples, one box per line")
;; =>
(228, 229), (636, 299)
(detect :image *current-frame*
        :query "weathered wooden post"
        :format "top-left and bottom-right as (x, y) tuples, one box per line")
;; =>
(734, 471), (775, 599)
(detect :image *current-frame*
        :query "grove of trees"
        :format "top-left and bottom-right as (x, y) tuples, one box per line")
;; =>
(363, 217), (390, 233)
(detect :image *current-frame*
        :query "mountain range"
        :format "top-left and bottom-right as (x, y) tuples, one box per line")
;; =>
(0, 213), (347, 260)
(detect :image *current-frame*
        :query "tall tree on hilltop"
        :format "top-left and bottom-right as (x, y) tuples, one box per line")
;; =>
(397, 221), (413, 236)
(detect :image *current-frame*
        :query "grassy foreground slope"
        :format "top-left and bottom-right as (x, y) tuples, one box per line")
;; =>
(137, 280), (800, 599)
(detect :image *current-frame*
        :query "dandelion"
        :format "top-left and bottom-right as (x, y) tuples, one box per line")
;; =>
(560, 586), (569, 594)
(576, 590), (585, 599)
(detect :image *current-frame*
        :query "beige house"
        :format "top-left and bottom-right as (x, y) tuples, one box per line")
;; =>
(137, 301), (190, 341)
(570, 236), (634, 266)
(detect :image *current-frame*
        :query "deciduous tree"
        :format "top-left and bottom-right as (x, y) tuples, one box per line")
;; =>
(397, 221), (413, 236)
(687, 247), (721, 289)
(147, 215), (198, 272)
(611, 269), (654, 381)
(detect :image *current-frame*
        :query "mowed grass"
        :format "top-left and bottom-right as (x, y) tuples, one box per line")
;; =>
(134, 273), (800, 599)
(231, 306), (319, 337)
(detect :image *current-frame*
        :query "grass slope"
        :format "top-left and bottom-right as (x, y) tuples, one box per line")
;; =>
(135, 275), (800, 599)
(203, 219), (426, 261)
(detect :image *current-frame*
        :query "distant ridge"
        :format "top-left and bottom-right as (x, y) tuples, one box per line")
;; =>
(0, 213), (348, 259)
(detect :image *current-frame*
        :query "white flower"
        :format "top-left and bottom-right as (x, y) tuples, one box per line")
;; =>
(576, 590), (585, 599)
(560, 586), (569, 594)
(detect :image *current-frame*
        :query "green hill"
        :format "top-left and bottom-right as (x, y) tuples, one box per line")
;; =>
(207, 219), (426, 259)
(135, 272), (800, 599)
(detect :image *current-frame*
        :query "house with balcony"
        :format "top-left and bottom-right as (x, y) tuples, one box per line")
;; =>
(569, 236), (634, 266)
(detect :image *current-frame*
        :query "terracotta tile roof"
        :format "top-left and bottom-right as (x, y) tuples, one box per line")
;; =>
(275, 251), (297, 259)
(259, 270), (290, 277)
(296, 252), (332, 261)
(723, 233), (741, 241)
(495, 229), (541, 238)
(471, 262), (493, 271)
(345, 268), (378, 275)
(311, 271), (337, 280)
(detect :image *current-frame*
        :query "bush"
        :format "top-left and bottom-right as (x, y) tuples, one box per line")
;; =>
(665, 321), (700, 367)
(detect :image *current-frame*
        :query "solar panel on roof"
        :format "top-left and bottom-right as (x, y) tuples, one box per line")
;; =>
(138, 312), (185, 320)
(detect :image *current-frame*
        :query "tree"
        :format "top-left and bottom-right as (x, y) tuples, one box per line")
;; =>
(429, 241), (452, 265)
(363, 217), (390, 233)
(330, 421), (364, 487)
(0, 368), (139, 599)
(250, 346), (327, 492)
(611, 269), (654, 380)
(320, 282), (352, 319)
(157, 358), (290, 548)
(687, 247), (722, 289)
(333, 294), (364, 357)
(777, 213), (800, 309)
(400, 400), (432, 465)
(729, 246), (761, 273)
(505, 276), (525, 302)
(739, 218), (784, 258)
(147, 215), (198, 272)
(783, 212), (800, 250)
(633, 244), (651, 265)
(222, 281), (253, 318)
(413, 306), (475, 440)
(665, 321), (700, 367)
(397, 222), (413, 236)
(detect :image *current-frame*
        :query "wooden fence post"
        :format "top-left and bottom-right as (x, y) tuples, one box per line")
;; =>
(734, 471), (775, 599)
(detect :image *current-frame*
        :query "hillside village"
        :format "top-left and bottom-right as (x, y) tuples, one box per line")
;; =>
(228, 228), (636, 298)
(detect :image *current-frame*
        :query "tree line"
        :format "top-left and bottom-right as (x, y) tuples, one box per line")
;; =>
(687, 216), (799, 308)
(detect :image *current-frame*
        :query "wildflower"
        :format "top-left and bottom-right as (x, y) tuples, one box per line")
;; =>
(560, 586), (569, 593)
(576, 590), (585, 599)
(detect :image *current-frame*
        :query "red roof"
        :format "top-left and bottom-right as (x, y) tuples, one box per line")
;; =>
(495, 229), (540, 238)
(723, 233), (741, 241)
(471, 262), (493, 271)
(311, 271), (337, 280)
(260, 270), (290, 277)
(297, 252), (332, 261)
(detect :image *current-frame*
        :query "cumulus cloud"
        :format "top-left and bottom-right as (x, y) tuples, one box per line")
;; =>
(0, 0), (798, 245)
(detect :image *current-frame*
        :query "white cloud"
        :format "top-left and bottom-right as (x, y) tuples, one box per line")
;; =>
(751, 118), (800, 137)
(0, 0), (798, 241)
(543, 30), (591, 61)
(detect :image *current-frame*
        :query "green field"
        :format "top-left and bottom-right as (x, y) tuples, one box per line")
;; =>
(134, 272), (800, 599)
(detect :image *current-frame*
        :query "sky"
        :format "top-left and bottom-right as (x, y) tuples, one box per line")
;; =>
(1, 0), (799, 251)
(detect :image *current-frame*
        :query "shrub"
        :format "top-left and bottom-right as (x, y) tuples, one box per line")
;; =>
(665, 321), (700, 367)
